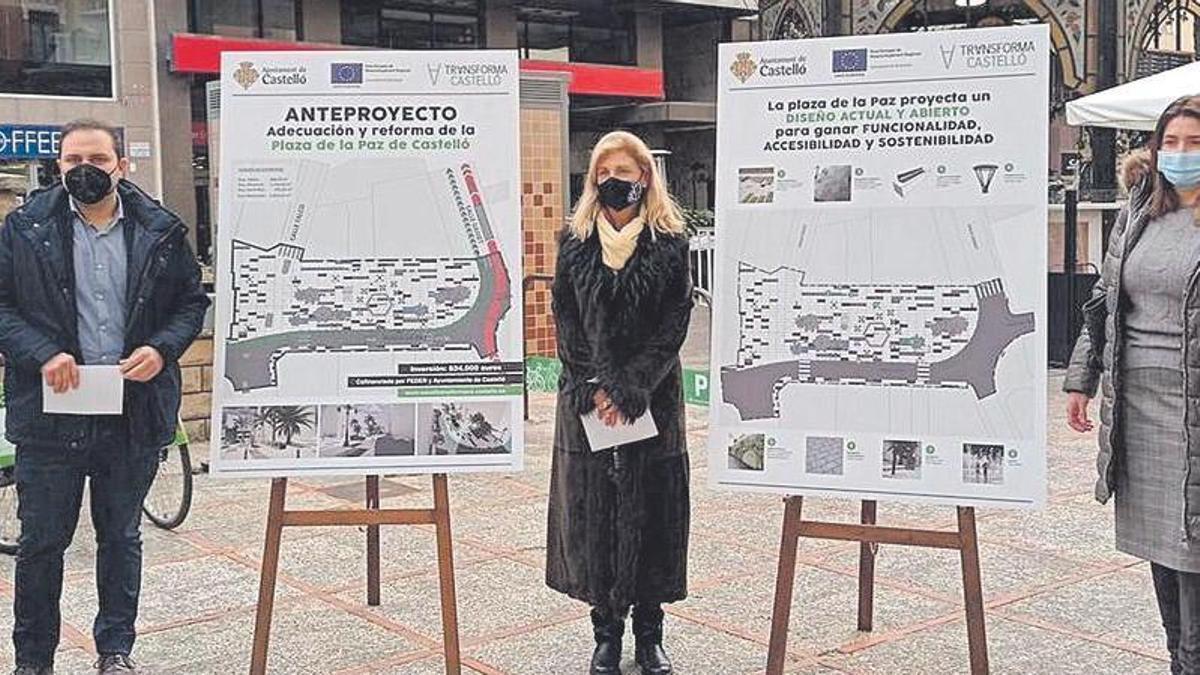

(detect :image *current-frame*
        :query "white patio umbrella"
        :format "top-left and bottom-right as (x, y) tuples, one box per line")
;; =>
(1066, 61), (1200, 130)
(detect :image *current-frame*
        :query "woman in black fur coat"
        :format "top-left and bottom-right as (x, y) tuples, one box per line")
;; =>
(545, 130), (693, 675)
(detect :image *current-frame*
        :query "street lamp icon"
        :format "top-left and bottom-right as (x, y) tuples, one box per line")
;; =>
(973, 164), (999, 194)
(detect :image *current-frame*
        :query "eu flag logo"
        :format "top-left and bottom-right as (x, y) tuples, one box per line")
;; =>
(331, 63), (364, 84)
(832, 49), (868, 73)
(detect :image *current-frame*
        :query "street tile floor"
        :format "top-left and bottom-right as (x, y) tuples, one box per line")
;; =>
(0, 373), (1172, 674)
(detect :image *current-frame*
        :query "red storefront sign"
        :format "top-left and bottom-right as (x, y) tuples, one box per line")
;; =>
(170, 33), (664, 100)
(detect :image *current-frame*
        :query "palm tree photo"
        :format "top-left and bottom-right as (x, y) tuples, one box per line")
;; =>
(265, 406), (316, 456)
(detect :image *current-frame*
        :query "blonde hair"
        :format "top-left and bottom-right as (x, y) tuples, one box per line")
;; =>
(568, 130), (686, 240)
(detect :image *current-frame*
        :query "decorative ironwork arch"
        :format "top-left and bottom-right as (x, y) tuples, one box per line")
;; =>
(770, 0), (821, 40)
(1128, 0), (1200, 76)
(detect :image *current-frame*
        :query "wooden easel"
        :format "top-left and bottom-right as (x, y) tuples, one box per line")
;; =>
(765, 497), (989, 675)
(249, 474), (462, 675)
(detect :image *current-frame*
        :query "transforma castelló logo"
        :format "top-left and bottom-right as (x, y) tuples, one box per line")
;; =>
(940, 45), (957, 69)
(233, 62), (259, 90)
(730, 52), (757, 83)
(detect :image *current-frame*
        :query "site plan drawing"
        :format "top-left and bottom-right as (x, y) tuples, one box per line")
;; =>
(224, 161), (512, 392)
(722, 264), (1036, 421)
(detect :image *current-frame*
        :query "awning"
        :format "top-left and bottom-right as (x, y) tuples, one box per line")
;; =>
(1066, 60), (1200, 130)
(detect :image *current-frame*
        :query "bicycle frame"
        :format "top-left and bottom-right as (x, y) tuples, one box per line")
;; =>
(0, 383), (13, 471)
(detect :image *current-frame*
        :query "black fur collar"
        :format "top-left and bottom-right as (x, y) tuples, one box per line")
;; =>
(558, 226), (685, 329)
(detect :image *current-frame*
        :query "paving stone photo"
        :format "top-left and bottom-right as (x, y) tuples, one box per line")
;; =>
(805, 436), (845, 475)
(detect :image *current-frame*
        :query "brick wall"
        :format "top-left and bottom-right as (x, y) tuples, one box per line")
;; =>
(520, 104), (568, 358)
(179, 336), (213, 442)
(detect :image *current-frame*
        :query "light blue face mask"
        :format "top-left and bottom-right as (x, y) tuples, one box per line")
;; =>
(1158, 151), (1200, 189)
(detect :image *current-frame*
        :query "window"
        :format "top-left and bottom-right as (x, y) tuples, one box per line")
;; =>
(569, 22), (634, 65)
(0, 0), (114, 98)
(521, 19), (570, 61)
(1137, 1), (1199, 77)
(190, 0), (302, 41)
(187, 75), (219, 263)
(772, 8), (815, 40)
(342, 1), (481, 50)
(519, 7), (573, 62)
(1141, 1), (1198, 55)
(516, 6), (635, 66)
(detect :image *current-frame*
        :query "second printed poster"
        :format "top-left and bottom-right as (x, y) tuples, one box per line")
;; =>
(711, 26), (1050, 508)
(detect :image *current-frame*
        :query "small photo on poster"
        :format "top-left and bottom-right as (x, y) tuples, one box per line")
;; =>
(417, 401), (513, 456)
(882, 439), (922, 480)
(318, 403), (417, 458)
(962, 443), (1005, 485)
(805, 436), (844, 475)
(813, 165), (852, 202)
(738, 167), (775, 204)
(219, 405), (319, 461)
(728, 433), (765, 471)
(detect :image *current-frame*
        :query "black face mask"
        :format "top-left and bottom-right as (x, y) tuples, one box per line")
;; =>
(597, 177), (645, 211)
(62, 163), (117, 205)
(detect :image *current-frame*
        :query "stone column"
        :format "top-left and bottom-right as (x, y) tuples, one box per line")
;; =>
(301, 0), (342, 43)
(151, 0), (199, 242)
(484, 0), (518, 49)
(636, 9), (663, 69)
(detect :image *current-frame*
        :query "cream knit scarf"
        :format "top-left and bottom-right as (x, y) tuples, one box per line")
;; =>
(596, 211), (645, 271)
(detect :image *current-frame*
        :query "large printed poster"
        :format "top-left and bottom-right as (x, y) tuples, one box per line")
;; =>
(211, 50), (523, 477)
(711, 26), (1049, 508)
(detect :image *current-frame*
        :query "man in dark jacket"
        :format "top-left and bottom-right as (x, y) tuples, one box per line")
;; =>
(0, 119), (209, 675)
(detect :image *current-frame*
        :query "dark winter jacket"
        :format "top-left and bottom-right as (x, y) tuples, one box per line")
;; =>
(1063, 156), (1200, 540)
(551, 225), (693, 457)
(0, 181), (209, 450)
(546, 223), (693, 611)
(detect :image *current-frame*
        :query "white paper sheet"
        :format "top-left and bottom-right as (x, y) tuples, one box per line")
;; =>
(581, 410), (659, 452)
(42, 365), (124, 415)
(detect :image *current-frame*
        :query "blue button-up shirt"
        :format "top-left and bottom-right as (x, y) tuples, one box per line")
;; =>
(70, 197), (128, 365)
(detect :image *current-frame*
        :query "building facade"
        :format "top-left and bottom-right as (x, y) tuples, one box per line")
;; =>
(0, 1), (161, 203)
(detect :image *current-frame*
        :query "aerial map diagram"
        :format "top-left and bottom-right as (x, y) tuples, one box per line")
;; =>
(223, 158), (512, 392)
(714, 206), (1040, 432)
(722, 265), (1035, 421)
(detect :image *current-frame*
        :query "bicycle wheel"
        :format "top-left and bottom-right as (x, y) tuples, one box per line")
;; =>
(0, 467), (18, 554)
(142, 443), (194, 530)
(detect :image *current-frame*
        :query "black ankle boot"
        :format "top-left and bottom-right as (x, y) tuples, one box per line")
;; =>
(633, 604), (673, 674)
(590, 607), (624, 674)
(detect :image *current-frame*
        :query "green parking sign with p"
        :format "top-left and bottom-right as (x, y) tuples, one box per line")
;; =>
(683, 369), (710, 406)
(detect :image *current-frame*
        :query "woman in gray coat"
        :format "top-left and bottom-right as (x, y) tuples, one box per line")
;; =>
(1065, 94), (1200, 674)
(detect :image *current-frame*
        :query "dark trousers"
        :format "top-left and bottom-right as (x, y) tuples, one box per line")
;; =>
(12, 429), (158, 668)
(1152, 562), (1200, 675)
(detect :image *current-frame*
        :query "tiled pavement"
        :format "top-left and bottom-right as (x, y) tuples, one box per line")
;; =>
(0, 366), (1173, 673)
